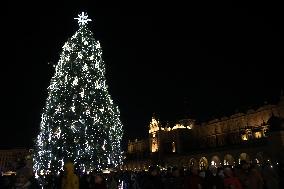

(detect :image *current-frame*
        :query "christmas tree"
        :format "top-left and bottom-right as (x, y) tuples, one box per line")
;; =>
(33, 12), (123, 177)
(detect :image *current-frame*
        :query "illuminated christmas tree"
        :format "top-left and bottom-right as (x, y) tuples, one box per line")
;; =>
(33, 12), (123, 176)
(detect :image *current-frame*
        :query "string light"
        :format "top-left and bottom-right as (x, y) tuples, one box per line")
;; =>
(33, 11), (123, 177)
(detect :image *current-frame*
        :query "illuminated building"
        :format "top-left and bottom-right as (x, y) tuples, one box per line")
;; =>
(124, 95), (284, 170)
(0, 149), (33, 175)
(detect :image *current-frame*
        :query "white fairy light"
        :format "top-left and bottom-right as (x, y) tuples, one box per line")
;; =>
(71, 105), (75, 112)
(73, 76), (78, 86)
(80, 88), (85, 98)
(95, 62), (99, 69)
(71, 124), (77, 132)
(79, 119), (85, 124)
(95, 80), (101, 89)
(55, 127), (61, 139)
(96, 42), (101, 48)
(83, 63), (88, 71)
(78, 52), (83, 59)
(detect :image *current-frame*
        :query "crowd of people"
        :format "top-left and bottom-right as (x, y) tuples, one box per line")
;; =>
(0, 160), (283, 189)
(122, 161), (283, 189)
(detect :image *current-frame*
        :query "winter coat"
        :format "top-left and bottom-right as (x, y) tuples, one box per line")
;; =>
(224, 177), (243, 189)
(61, 162), (79, 189)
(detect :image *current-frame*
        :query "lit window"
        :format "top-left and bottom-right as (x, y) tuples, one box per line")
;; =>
(241, 134), (248, 141)
(262, 127), (268, 137)
(172, 142), (176, 152)
(254, 132), (262, 139)
(151, 138), (158, 152)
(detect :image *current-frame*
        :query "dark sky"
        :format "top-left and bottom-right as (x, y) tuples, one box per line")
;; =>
(1, 2), (283, 149)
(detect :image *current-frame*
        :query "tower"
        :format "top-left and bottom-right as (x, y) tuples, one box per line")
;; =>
(149, 115), (160, 152)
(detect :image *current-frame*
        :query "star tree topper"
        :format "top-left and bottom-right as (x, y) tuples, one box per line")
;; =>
(74, 12), (92, 26)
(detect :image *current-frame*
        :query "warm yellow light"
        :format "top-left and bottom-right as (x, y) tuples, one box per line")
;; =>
(241, 134), (248, 141)
(149, 117), (160, 133)
(172, 142), (176, 152)
(254, 131), (262, 138)
(151, 138), (158, 152)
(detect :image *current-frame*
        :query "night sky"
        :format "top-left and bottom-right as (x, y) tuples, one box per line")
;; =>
(1, 2), (283, 149)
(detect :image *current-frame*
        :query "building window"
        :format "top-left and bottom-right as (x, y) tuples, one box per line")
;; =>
(241, 134), (248, 141)
(151, 138), (158, 152)
(254, 131), (262, 139)
(241, 129), (253, 141)
(262, 127), (268, 137)
(172, 142), (176, 153)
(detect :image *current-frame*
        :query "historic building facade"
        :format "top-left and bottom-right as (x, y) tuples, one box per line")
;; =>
(0, 149), (33, 175)
(124, 95), (284, 170)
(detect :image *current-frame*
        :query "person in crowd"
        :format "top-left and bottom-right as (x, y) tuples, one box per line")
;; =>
(79, 173), (90, 189)
(0, 175), (14, 189)
(89, 173), (107, 189)
(184, 166), (203, 189)
(107, 172), (118, 189)
(12, 168), (39, 189)
(205, 165), (224, 189)
(262, 163), (279, 189)
(140, 165), (164, 189)
(238, 160), (263, 189)
(163, 167), (184, 189)
(61, 161), (79, 189)
(223, 167), (243, 189)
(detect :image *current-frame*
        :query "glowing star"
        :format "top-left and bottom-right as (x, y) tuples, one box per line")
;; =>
(74, 12), (92, 26)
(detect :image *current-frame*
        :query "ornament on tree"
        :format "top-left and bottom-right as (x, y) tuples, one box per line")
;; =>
(79, 119), (85, 124)
(71, 105), (75, 112)
(78, 52), (83, 59)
